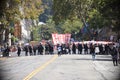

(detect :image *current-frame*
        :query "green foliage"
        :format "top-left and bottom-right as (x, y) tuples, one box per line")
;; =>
(0, 0), (44, 43)
(88, 9), (110, 29)
(39, 0), (53, 22)
(53, 0), (94, 25)
(53, 0), (120, 35)
(32, 27), (40, 41)
(21, 0), (43, 20)
(11, 36), (18, 43)
(62, 19), (83, 33)
(0, 0), (21, 25)
(93, 0), (120, 31)
(9, 27), (14, 34)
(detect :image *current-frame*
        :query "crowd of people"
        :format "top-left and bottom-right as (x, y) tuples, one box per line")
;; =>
(0, 40), (120, 66)
(57, 41), (120, 66)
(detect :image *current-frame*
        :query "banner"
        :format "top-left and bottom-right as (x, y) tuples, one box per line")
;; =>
(65, 33), (71, 43)
(52, 33), (71, 45)
(52, 33), (59, 45)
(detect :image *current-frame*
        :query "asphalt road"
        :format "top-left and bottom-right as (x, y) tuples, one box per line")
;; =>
(0, 54), (120, 80)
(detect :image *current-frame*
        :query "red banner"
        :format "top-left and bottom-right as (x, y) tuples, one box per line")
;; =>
(52, 33), (71, 45)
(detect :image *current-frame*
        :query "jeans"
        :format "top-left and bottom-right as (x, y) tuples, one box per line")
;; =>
(92, 53), (96, 61)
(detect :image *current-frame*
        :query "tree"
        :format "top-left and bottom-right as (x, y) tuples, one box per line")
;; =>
(53, 0), (120, 40)
(40, 16), (57, 40)
(20, 0), (44, 41)
(53, 0), (93, 25)
(88, 9), (110, 29)
(93, 0), (120, 37)
(20, 0), (43, 20)
(52, 0), (95, 40)
(0, 0), (44, 44)
(39, 0), (53, 22)
(0, 0), (21, 45)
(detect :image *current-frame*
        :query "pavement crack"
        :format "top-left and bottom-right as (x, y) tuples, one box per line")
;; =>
(93, 61), (108, 80)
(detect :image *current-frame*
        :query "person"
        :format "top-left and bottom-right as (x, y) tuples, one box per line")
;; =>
(91, 44), (95, 61)
(5, 45), (10, 57)
(24, 46), (28, 56)
(33, 45), (37, 55)
(49, 44), (54, 55)
(1, 46), (5, 57)
(65, 43), (70, 54)
(118, 46), (120, 64)
(38, 43), (44, 55)
(105, 44), (109, 55)
(17, 45), (21, 56)
(95, 44), (100, 55)
(45, 43), (49, 55)
(84, 43), (88, 54)
(78, 43), (83, 54)
(57, 44), (62, 56)
(62, 44), (66, 54)
(0, 46), (2, 56)
(99, 44), (103, 54)
(28, 45), (33, 56)
(89, 43), (93, 54)
(72, 43), (76, 54)
(110, 46), (118, 66)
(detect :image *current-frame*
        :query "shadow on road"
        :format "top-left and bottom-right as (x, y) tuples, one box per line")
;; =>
(72, 58), (112, 61)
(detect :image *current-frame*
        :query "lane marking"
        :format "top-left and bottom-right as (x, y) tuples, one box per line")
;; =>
(23, 55), (58, 80)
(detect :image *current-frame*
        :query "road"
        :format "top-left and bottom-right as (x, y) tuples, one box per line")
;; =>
(0, 53), (120, 80)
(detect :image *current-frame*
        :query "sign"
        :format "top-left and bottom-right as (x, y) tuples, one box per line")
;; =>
(52, 33), (71, 45)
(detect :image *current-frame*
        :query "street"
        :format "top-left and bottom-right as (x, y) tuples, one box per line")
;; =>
(0, 53), (120, 80)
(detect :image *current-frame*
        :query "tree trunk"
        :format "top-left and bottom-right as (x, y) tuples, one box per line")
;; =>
(5, 28), (9, 43)
(0, 26), (5, 45)
(0, 34), (3, 45)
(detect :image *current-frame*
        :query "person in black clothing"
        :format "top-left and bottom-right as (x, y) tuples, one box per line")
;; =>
(4, 45), (10, 57)
(62, 44), (66, 54)
(24, 46), (28, 56)
(38, 43), (44, 55)
(99, 44), (103, 54)
(33, 45), (37, 55)
(49, 44), (54, 55)
(45, 43), (49, 55)
(28, 45), (33, 56)
(118, 46), (120, 64)
(105, 44), (109, 55)
(110, 47), (118, 66)
(17, 45), (21, 56)
(72, 43), (76, 54)
(84, 44), (88, 54)
(89, 43), (92, 54)
(78, 43), (83, 54)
